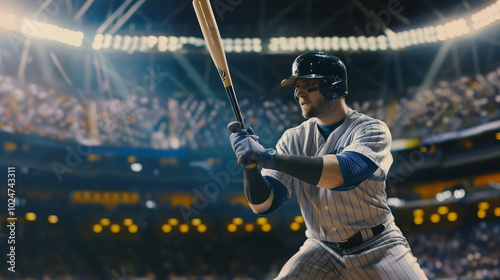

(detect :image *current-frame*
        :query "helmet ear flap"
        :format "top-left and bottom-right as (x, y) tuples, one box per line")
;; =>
(319, 77), (346, 99)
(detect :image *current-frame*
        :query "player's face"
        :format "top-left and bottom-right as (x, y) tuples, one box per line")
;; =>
(295, 78), (334, 119)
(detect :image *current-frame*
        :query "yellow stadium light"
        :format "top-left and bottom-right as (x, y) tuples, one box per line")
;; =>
(162, 224), (172, 233)
(414, 216), (424, 225)
(227, 224), (237, 232)
(110, 224), (120, 233)
(197, 224), (207, 233)
(447, 212), (458, 222)
(478, 210), (487, 219)
(430, 214), (440, 223)
(127, 156), (136, 163)
(413, 209), (424, 217)
(179, 224), (189, 233)
(100, 218), (110, 226)
(256, 217), (268, 225)
(191, 218), (202, 226)
(232, 217), (243, 225)
(294, 216), (304, 223)
(478, 202), (490, 210)
(128, 224), (138, 233)
(25, 212), (37, 221)
(290, 222), (301, 231)
(261, 223), (272, 232)
(168, 218), (179, 226)
(496, 132), (500, 140)
(93, 224), (103, 233)
(437, 206), (449, 215)
(494, 207), (500, 217)
(48, 215), (58, 224)
(4, 142), (17, 151)
(244, 223), (254, 232)
(123, 218), (133, 226)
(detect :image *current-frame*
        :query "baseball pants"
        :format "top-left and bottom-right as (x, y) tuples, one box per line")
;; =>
(275, 223), (428, 280)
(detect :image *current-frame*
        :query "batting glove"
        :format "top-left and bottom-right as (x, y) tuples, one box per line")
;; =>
(227, 121), (276, 169)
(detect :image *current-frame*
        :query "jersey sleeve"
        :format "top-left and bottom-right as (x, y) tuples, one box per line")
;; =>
(341, 120), (393, 182)
(261, 130), (295, 199)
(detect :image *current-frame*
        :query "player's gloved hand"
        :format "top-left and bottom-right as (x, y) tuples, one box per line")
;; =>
(227, 121), (276, 169)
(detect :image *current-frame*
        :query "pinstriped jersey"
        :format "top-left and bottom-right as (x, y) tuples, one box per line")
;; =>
(262, 109), (393, 243)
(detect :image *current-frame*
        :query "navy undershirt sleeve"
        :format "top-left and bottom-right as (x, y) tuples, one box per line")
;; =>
(257, 176), (288, 215)
(333, 151), (378, 191)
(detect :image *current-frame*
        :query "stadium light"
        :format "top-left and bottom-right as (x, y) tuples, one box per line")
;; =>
(48, 215), (58, 224)
(232, 217), (243, 225)
(294, 216), (304, 223)
(197, 224), (207, 233)
(447, 212), (458, 222)
(110, 224), (120, 233)
(93, 224), (103, 233)
(100, 218), (110, 226)
(25, 212), (37, 221)
(453, 189), (466, 199)
(244, 223), (254, 232)
(478, 201), (490, 210)
(130, 163), (142, 172)
(227, 224), (237, 232)
(123, 218), (133, 226)
(437, 206), (449, 215)
(162, 224), (172, 233)
(436, 190), (453, 202)
(21, 19), (84, 47)
(191, 218), (202, 226)
(261, 223), (271, 232)
(128, 224), (138, 233)
(145, 200), (156, 209)
(256, 217), (268, 225)
(179, 224), (189, 233)
(430, 213), (441, 223)
(494, 207), (500, 217)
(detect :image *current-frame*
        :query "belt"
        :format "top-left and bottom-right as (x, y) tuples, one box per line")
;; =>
(333, 224), (385, 249)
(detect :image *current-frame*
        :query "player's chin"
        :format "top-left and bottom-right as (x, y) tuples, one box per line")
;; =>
(301, 108), (315, 119)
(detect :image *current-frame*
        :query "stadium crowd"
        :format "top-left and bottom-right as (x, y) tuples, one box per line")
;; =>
(1, 67), (499, 150)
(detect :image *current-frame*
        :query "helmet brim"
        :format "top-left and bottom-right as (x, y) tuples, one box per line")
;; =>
(280, 74), (325, 88)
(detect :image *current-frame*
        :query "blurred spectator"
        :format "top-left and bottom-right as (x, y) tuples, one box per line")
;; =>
(1, 67), (499, 149)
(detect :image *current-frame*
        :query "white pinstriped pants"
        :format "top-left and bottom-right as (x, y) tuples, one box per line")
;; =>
(275, 223), (428, 280)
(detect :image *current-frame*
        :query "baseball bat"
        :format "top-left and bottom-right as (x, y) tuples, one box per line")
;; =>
(192, 0), (246, 129)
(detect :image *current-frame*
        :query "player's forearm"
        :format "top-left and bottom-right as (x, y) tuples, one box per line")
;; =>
(243, 167), (274, 213)
(274, 154), (344, 189)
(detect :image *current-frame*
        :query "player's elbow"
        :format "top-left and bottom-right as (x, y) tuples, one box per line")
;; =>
(247, 190), (274, 214)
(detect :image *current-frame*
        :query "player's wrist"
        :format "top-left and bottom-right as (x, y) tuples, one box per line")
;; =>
(260, 148), (277, 169)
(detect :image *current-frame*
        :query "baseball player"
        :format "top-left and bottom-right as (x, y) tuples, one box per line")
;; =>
(228, 52), (427, 279)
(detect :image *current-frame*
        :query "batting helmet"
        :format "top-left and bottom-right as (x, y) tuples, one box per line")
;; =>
(281, 52), (348, 100)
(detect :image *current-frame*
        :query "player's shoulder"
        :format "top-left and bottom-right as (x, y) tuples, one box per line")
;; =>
(347, 109), (390, 132)
(282, 118), (317, 136)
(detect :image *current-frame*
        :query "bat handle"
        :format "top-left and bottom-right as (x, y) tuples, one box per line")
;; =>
(225, 85), (245, 129)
